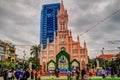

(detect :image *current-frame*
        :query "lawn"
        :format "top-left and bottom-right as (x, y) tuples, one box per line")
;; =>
(41, 76), (120, 80)
(11, 77), (120, 80)
(41, 78), (120, 80)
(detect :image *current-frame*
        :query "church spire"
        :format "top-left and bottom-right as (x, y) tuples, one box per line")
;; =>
(77, 35), (79, 42)
(60, 0), (65, 13)
(84, 40), (86, 48)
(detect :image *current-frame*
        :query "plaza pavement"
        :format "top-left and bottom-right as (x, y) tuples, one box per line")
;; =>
(0, 76), (3, 80)
(41, 76), (120, 80)
(0, 76), (120, 80)
(41, 76), (103, 79)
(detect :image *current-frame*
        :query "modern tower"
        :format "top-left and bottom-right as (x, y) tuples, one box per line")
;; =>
(40, 3), (60, 49)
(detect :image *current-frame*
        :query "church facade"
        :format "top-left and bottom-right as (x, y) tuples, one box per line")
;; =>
(40, 1), (88, 72)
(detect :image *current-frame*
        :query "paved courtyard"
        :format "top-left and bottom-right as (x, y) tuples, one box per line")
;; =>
(0, 76), (120, 80)
(0, 77), (3, 80)
(41, 76), (120, 80)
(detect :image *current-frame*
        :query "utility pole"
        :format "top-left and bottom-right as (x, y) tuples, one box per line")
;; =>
(118, 47), (120, 53)
(101, 47), (106, 69)
(14, 54), (16, 70)
(23, 51), (26, 69)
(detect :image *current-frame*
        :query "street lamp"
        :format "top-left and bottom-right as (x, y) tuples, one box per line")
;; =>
(23, 51), (26, 69)
(101, 47), (106, 68)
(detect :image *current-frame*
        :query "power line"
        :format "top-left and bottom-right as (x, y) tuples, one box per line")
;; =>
(14, 44), (36, 46)
(89, 49), (120, 51)
(106, 40), (120, 50)
(80, 8), (120, 36)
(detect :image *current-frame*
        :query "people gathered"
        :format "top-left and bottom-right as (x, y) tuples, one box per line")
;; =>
(2, 67), (43, 80)
(1, 66), (120, 80)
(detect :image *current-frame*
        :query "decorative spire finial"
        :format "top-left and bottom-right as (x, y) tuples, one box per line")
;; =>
(60, 0), (65, 12)
(77, 35), (79, 42)
(84, 40), (86, 48)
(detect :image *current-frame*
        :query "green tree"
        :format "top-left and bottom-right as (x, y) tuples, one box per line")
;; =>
(30, 45), (40, 59)
(88, 57), (97, 69)
(28, 57), (41, 69)
(8, 62), (14, 69)
(96, 58), (105, 67)
(0, 60), (5, 68)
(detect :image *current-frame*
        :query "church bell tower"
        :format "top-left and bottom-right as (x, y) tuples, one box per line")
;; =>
(57, 1), (69, 43)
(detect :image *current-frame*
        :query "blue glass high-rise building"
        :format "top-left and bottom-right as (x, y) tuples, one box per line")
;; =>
(40, 3), (60, 49)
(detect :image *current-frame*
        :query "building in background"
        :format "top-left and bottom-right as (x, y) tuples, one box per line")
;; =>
(40, 3), (60, 49)
(40, 1), (88, 72)
(97, 53), (120, 61)
(0, 40), (16, 62)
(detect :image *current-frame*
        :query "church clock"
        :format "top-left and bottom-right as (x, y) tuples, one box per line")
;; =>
(60, 38), (66, 43)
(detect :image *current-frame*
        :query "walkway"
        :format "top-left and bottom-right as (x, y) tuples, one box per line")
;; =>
(0, 76), (3, 80)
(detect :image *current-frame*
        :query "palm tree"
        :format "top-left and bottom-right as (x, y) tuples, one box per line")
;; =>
(30, 45), (40, 59)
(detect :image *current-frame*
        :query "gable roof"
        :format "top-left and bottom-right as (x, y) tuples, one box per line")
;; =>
(97, 54), (115, 60)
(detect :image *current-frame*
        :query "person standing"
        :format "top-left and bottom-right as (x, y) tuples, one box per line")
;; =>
(25, 69), (30, 80)
(8, 70), (13, 80)
(76, 69), (80, 80)
(31, 70), (34, 80)
(111, 67), (115, 78)
(67, 71), (72, 80)
(54, 69), (59, 78)
(34, 69), (38, 80)
(3, 70), (8, 80)
(81, 68), (86, 80)
(101, 67), (106, 79)
(54, 69), (57, 77)
(117, 66), (120, 77)
(14, 69), (22, 80)
(37, 68), (42, 80)
(21, 69), (27, 80)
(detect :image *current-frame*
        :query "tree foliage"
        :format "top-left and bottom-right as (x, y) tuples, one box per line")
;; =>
(28, 57), (41, 69)
(30, 45), (40, 59)
(88, 56), (120, 69)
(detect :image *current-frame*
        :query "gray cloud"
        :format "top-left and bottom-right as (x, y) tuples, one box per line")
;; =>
(0, 0), (120, 58)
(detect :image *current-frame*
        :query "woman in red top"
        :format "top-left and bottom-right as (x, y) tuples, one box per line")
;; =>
(87, 69), (95, 79)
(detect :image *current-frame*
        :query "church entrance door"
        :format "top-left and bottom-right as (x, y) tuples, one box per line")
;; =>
(56, 50), (70, 72)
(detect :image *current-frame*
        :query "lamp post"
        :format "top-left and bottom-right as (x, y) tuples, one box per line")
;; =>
(14, 54), (16, 70)
(101, 47), (106, 68)
(23, 51), (26, 69)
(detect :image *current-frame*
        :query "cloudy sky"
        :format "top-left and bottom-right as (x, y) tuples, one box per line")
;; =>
(0, 0), (120, 59)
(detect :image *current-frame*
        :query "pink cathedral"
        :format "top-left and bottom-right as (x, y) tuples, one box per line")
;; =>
(40, 1), (88, 72)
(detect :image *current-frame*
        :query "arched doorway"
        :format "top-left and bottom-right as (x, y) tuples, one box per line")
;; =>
(47, 60), (56, 72)
(71, 59), (80, 71)
(56, 50), (70, 72)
